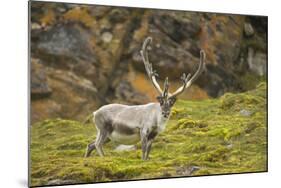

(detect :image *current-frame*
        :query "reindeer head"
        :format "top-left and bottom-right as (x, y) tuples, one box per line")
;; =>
(155, 78), (177, 118)
(140, 37), (206, 118)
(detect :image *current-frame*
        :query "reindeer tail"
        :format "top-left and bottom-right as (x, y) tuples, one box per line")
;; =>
(82, 112), (95, 125)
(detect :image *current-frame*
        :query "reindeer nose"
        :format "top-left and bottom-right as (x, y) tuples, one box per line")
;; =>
(162, 112), (169, 118)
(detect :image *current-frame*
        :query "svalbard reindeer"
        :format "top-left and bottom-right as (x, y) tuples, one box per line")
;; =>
(85, 37), (206, 160)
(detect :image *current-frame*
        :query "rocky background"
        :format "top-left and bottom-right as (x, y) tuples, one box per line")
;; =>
(30, 2), (267, 124)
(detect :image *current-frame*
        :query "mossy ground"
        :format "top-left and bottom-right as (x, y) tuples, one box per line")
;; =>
(30, 82), (267, 187)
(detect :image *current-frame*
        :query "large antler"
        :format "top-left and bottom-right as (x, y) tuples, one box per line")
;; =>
(169, 50), (206, 98)
(140, 37), (163, 95)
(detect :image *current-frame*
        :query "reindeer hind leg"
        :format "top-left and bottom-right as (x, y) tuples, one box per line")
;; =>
(85, 142), (96, 157)
(85, 130), (100, 157)
(95, 130), (108, 157)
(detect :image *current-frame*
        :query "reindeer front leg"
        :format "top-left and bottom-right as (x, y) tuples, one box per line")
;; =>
(145, 128), (158, 160)
(145, 140), (153, 160)
(140, 128), (156, 160)
(140, 128), (149, 160)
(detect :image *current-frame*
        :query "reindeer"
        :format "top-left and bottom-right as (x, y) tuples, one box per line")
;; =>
(85, 37), (206, 160)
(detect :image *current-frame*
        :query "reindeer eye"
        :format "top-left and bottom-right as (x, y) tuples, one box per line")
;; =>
(156, 96), (164, 104)
(169, 98), (177, 105)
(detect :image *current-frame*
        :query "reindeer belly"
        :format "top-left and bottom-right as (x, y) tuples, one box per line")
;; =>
(107, 121), (141, 144)
(109, 131), (140, 144)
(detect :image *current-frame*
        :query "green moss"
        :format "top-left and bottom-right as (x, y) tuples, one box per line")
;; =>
(170, 107), (188, 119)
(220, 82), (266, 113)
(239, 72), (265, 91)
(177, 119), (208, 129)
(30, 82), (267, 186)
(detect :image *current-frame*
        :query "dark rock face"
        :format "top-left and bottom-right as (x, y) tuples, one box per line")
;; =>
(31, 58), (52, 99)
(30, 2), (267, 123)
(37, 24), (93, 59)
(152, 11), (201, 43)
(32, 23), (98, 82)
(114, 81), (150, 104)
(129, 11), (261, 97)
(130, 11), (201, 81)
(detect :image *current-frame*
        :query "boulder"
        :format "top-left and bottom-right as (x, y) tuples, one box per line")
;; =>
(247, 48), (267, 76)
(244, 22), (255, 37)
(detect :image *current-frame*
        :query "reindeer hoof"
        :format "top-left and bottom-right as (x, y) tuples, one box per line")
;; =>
(84, 146), (92, 158)
(84, 153), (89, 158)
(142, 157), (149, 161)
(84, 151), (90, 158)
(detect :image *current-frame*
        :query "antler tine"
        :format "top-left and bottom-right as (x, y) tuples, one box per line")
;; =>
(140, 37), (163, 95)
(163, 77), (169, 98)
(169, 50), (206, 98)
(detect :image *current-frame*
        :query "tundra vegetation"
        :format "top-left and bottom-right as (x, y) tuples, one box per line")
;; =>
(30, 82), (267, 187)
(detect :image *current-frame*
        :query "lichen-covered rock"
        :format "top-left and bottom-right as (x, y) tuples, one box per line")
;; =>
(239, 109), (253, 117)
(32, 23), (99, 83)
(31, 68), (99, 123)
(114, 80), (149, 105)
(30, 1), (267, 123)
(247, 48), (267, 76)
(128, 11), (266, 97)
(31, 58), (52, 99)
(130, 10), (202, 81)
(244, 22), (255, 37)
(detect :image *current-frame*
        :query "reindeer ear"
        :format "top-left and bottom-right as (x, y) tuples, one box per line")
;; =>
(156, 96), (164, 105)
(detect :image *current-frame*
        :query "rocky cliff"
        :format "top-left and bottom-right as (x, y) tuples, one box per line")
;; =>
(30, 2), (267, 123)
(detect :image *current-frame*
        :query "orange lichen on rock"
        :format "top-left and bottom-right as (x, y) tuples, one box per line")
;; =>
(133, 10), (150, 41)
(129, 71), (159, 102)
(198, 17), (216, 65)
(40, 8), (55, 27)
(63, 7), (96, 28)
(127, 66), (209, 102)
